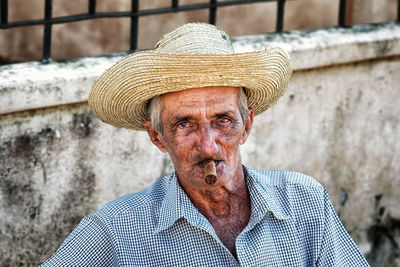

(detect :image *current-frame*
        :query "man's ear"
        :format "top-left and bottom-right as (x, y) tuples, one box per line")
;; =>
(144, 120), (168, 153)
(240, 108), (254, 145)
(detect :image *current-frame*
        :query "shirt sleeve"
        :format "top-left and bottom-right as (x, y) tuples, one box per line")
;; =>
(316, 189), (370, 266)
(40, 214), (115, 266)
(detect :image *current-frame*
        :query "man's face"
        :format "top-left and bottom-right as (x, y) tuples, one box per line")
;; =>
(145, 86), (253, 190)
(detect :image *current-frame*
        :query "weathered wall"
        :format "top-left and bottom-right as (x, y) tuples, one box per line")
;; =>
(1, 22), (400, 266)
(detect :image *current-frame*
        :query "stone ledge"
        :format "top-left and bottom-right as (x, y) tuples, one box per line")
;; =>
(0, 55), (124, 116)
(1, 22), (399, 115)
(233, 22), (400, 70)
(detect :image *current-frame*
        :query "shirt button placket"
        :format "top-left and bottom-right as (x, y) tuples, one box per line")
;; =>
(236, 233), (253, 266)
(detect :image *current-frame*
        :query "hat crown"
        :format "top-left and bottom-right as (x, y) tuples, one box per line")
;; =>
(155, 23), (234, 54)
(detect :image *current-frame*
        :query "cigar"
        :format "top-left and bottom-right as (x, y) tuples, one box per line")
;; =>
(203, 160), (217, 184)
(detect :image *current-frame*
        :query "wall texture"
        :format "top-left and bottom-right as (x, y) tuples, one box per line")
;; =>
(1, 22), (399, 266)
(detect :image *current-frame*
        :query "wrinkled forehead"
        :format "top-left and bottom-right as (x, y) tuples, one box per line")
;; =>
(160, 86), (241, 113)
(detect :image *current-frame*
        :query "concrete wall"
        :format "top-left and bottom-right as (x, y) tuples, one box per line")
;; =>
(1, 22), (400, 266)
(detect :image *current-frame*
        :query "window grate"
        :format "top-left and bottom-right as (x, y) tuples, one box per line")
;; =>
(0, 0), (399, 63)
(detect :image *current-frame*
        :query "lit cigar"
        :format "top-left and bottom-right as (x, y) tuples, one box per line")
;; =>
(204, 160), (217, 184)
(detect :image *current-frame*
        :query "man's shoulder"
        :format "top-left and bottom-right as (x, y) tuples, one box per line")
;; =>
(247, 168), (324, 190)
(246, 168), (328, 222)
(95, 173), (172, 221)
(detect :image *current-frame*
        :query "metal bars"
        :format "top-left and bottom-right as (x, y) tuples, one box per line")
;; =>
(0, 0), (290, 62)
(43, 0), (53, 62)
(172, 0), (179, 9)
(0, 0), (7, 24)
(1, 1), (399, 29)
(276, 0), (286, 32)
(89, 0), (96, 15)
(0, 0), (286, 29)
(3, 0), (398, 62)
(398, 0), (400, 22)
(130, 0), (139, 51)
(338, 0), (347, 27)
(209, 0), (217, 25)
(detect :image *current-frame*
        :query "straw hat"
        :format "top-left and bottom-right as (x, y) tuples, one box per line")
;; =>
(88, 23), (292, 130)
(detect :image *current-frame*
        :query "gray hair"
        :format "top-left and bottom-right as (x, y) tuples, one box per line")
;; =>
(148, 87), (249, 135)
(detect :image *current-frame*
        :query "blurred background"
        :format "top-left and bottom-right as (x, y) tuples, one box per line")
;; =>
(1, 0), (399, 266)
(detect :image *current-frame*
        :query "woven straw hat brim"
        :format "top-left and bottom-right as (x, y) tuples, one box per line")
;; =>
(89, 46), (292, 130)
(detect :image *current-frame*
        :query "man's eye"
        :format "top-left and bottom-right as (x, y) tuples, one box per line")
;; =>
(177, 121), (189, 128)
(218, 117), (230, 123)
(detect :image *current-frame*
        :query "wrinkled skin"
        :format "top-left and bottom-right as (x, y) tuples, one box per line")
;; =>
(144, 86), (254, 257)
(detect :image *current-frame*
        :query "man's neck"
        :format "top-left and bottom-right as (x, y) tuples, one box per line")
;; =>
(190, 181), (250, 218)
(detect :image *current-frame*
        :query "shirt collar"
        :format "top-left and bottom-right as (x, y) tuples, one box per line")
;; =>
(154, 172), (182, 233)
(155, 172), (210, 234)
(155, 166), (290, 233)
(243, 166), (290, 229)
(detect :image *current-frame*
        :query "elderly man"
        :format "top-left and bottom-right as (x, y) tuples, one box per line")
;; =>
(42, 23), (368, 266)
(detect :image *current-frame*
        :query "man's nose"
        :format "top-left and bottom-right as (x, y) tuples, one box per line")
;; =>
(197, 125), (218, 158)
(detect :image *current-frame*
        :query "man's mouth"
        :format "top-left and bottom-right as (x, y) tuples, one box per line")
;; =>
(193, 160), (222, 172)
(198, 160), (222, 168)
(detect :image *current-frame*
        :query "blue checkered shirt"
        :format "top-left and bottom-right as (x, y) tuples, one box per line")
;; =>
(42, 167), (369, 266)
